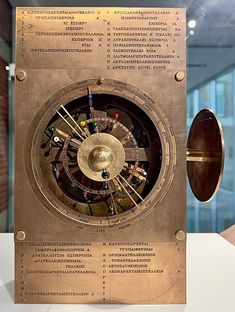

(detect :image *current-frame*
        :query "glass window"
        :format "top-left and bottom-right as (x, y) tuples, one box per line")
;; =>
(198, 83), (211, 109)
(216, 72), (233, 117)
(187, 70), (235, 231)
(187, 92), (195, 118)
(220, 126), (234, 192)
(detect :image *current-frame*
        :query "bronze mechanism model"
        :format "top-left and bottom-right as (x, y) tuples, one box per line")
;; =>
(14, 7), (224, 304)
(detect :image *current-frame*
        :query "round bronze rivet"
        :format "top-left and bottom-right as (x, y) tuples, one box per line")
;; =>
(175, 230), (186, 241)
(98, 76), (105, 84)
(16, 70), (27, 81)
(16, 231), (26, 241)
(175, 71), (185, 82)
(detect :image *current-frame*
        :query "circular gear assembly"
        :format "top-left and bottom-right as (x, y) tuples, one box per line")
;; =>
(77, 132), (126, 181)
(25, 78), (177, 229)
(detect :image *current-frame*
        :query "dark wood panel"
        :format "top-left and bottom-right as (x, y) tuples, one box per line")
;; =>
(0, 0), (12, 45)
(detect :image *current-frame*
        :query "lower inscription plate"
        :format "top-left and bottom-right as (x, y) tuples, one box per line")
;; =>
(15, 241), (185, 303)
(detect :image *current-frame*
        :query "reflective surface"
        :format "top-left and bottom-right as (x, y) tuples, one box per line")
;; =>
(187, 109), (224, 202)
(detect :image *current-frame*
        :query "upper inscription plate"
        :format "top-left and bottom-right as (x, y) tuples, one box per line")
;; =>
(16, 7), (185, 70)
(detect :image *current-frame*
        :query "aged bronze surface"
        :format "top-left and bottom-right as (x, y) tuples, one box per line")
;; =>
(77, 133), (126, 181)
(187, 109), (224, 202)
(15, 7), (187, 304)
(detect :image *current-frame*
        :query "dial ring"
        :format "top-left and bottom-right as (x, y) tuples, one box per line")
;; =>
(25, 79), (176, 231)
(77, 133), (126, 182)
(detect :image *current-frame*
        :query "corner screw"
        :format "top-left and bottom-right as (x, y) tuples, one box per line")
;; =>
(175, 230), (186, 241)
(16, 231), (26, 241)
(175, 71), (185, 82)
(98, 76), (105, 84)
(16, 70), (27, 81)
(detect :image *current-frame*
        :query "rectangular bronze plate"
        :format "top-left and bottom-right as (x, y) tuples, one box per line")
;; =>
(15, 7), (186, 304)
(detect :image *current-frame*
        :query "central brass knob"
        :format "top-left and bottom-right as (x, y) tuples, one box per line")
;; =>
(88, 145), (113, 172)
(77, 133), (125, 181)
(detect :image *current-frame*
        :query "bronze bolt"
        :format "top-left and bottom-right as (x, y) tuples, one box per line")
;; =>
(175, 71), (185, 82)
(175, 230), (186, 241)
(16, 231), (26, 241)
(16, 70), (27, 81)
(98, 76), (105, 84)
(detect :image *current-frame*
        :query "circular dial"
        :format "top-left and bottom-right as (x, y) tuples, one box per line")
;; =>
(25, 79), (176, 231)
(187, 109), (224, 202)
(77, 132), (126, 181)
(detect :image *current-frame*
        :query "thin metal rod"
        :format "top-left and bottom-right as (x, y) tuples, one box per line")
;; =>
(88, 203), (93, 216)
(60, 105), (87, 137)
(118, 173), (144, 201)
(108, 182), (120, 221)
(55, 128), (81, 148)
(186, 149), (221, 162)
(87, 86), (94, 112)
(87, 88), (99, 132)
(70, 167), (80, 175)
(56, 110), (84, 141)
(115, 177), (139, 208)
(83, 125), (91, 137)
(107, 118), (117, 134)
(123, 163), (146, 181)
